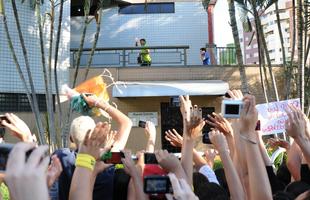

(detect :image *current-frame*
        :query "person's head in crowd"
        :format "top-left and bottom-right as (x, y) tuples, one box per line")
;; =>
(277, 163), (291, 186)
(285, 181), (310, 198)
(273, 191), (295, 200)
(214, 168), (229, 195)
(113, 168), (130, 200)
(140, 38), (146, 46)
(200, 47), (206, 53)
(193, 172), (209, 198)
(69, 116), (96, 148)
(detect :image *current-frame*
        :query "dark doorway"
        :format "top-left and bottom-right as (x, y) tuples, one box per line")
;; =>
(160, 102), (215, 153)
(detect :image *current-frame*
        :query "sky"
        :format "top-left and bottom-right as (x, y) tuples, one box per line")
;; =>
(213, 0), (234, 47)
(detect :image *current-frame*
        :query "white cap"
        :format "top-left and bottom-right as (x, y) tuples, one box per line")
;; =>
(199, 164), (220, 185)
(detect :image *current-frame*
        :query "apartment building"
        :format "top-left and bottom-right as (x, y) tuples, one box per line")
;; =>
(241, 0), (292, 64)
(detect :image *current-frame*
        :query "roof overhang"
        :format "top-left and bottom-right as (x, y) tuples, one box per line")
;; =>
(112, 80), (229, 97)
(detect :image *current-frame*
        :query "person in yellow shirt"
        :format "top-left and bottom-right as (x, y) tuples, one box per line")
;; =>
(135, 38), (152, 66)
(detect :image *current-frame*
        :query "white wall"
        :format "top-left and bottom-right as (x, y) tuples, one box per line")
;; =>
(71, 2), (209, 66)
(0, 1), (70, 94)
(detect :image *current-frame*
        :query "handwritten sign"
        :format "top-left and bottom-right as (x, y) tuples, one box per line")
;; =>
(256, 99), (300, 135)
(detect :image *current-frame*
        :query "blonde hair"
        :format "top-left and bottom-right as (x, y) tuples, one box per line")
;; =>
(70, 116), (96, 147)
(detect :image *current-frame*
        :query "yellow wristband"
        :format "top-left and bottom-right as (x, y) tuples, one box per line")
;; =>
(75, 154), (96, 171)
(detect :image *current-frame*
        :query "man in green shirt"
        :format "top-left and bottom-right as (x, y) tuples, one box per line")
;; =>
(136, 38), (152, 66)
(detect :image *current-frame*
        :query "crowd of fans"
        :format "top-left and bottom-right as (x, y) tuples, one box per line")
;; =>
(0, 89), (309, 200)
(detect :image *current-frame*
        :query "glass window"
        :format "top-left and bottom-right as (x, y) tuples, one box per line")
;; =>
(0, 93), (55, 112)
(119, 3), (175, 14)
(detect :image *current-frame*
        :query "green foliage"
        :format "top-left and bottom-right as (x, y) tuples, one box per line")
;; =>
(0, 183), (10, 200)
(202, 0), (211, 10)
(213, 159), (223, 170)
(0, 0), (4, 15)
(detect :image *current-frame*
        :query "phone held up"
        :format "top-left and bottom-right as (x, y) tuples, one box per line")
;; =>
(138, 120), (146, 128)
(0, 143), (34, 171)
(144, 175), (172, 194)
(0, 115), (9, 128)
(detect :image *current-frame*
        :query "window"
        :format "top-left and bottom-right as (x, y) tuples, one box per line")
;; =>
(0, 93), (55, 112)
(119, 3), (175, 14)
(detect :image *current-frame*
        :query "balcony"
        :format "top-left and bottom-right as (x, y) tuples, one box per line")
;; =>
(71, 45), (190, 67)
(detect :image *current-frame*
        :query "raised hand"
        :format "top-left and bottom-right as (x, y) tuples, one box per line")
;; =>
(82, 94), (109, 109)
(267, 138), (290, 150)
(179, 95), (192, 122)
(47, 155), (63, 188)
(226, 89), (244, 100)
(165, 173), (199, 200)
(79, 122), (111, 160)
(185, 105), (205, 139)
(1, 113), (34, 142)
(121, 150), (138, 177)
(5, 143), (50, 200)
(155, 150), (182, 174)
(209, 130), (230, 153)
(145, 121), (156, 140)
(205, 112), (233, 136)
(239, 95), (258, 136)
(165, 129), (183, 147)
(285, 105), (307, 140)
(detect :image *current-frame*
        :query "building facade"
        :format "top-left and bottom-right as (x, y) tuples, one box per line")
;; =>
(241, 0), (292, 64)
(0, 1), (70, 112)
(71, 0), (211, 66)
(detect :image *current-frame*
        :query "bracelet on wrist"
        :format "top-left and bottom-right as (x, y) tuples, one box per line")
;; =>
(75, 153), (96, 171)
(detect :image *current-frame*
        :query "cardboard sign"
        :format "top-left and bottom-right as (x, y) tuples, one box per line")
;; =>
(256, 99), (300, 135)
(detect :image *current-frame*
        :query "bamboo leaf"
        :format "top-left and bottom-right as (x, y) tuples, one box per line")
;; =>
(0, 0), (4, 15)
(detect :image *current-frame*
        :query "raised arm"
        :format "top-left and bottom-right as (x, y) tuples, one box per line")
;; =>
(239, 95), (272, 200)
(205, 112), (235, 159)
(209, 129), (245, 200)
(83, 94), (132, 151)
(165, 129), (209, 170)
(285, 105), (310, 166)
(179, 95), (205, 184)
(69, 122), (111, 200)
(122, 150), (148, 200)
(144, 121), (156, 152)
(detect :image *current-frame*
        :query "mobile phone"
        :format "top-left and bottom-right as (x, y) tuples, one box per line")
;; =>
(224, 92), (231, 98)
(144, 153), (158, 164)
(0, 115), (9, 128)
(138, 121), (146, 128)
(255, 120), (261, 131)
(0, 143), (34, 171)
(104, 152), (125, 164)
(221, 100), (243, 118)
(0, 128), (5, 138)
(203, 132), (212, 144)
(144, 175), (172, 194)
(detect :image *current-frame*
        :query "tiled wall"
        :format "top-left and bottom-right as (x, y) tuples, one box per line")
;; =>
(0, 1), (70, 94)
(71, 2), (209, 66)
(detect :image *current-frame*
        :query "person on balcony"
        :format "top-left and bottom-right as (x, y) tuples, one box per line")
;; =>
(200, 48), (211, 65)
(135, 38), (152, 66)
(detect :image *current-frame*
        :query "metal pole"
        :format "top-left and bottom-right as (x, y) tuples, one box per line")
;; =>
(122, 49), (126, 67)
(184, 48), (187, 66)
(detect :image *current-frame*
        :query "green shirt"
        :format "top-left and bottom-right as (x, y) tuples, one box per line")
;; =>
(140, 45), (152, 63)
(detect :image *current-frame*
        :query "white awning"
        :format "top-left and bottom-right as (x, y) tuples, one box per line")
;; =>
(112, 80), (229, 97)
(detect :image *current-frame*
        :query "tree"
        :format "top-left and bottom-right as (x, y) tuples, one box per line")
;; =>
(236, 0), (280, 101)
(72, 0), (91, 88)
(9, 0), (47, 144)
(297, 0), (304, 111)
(228, 0), (249, 93)
(35, 0), (57, 150)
